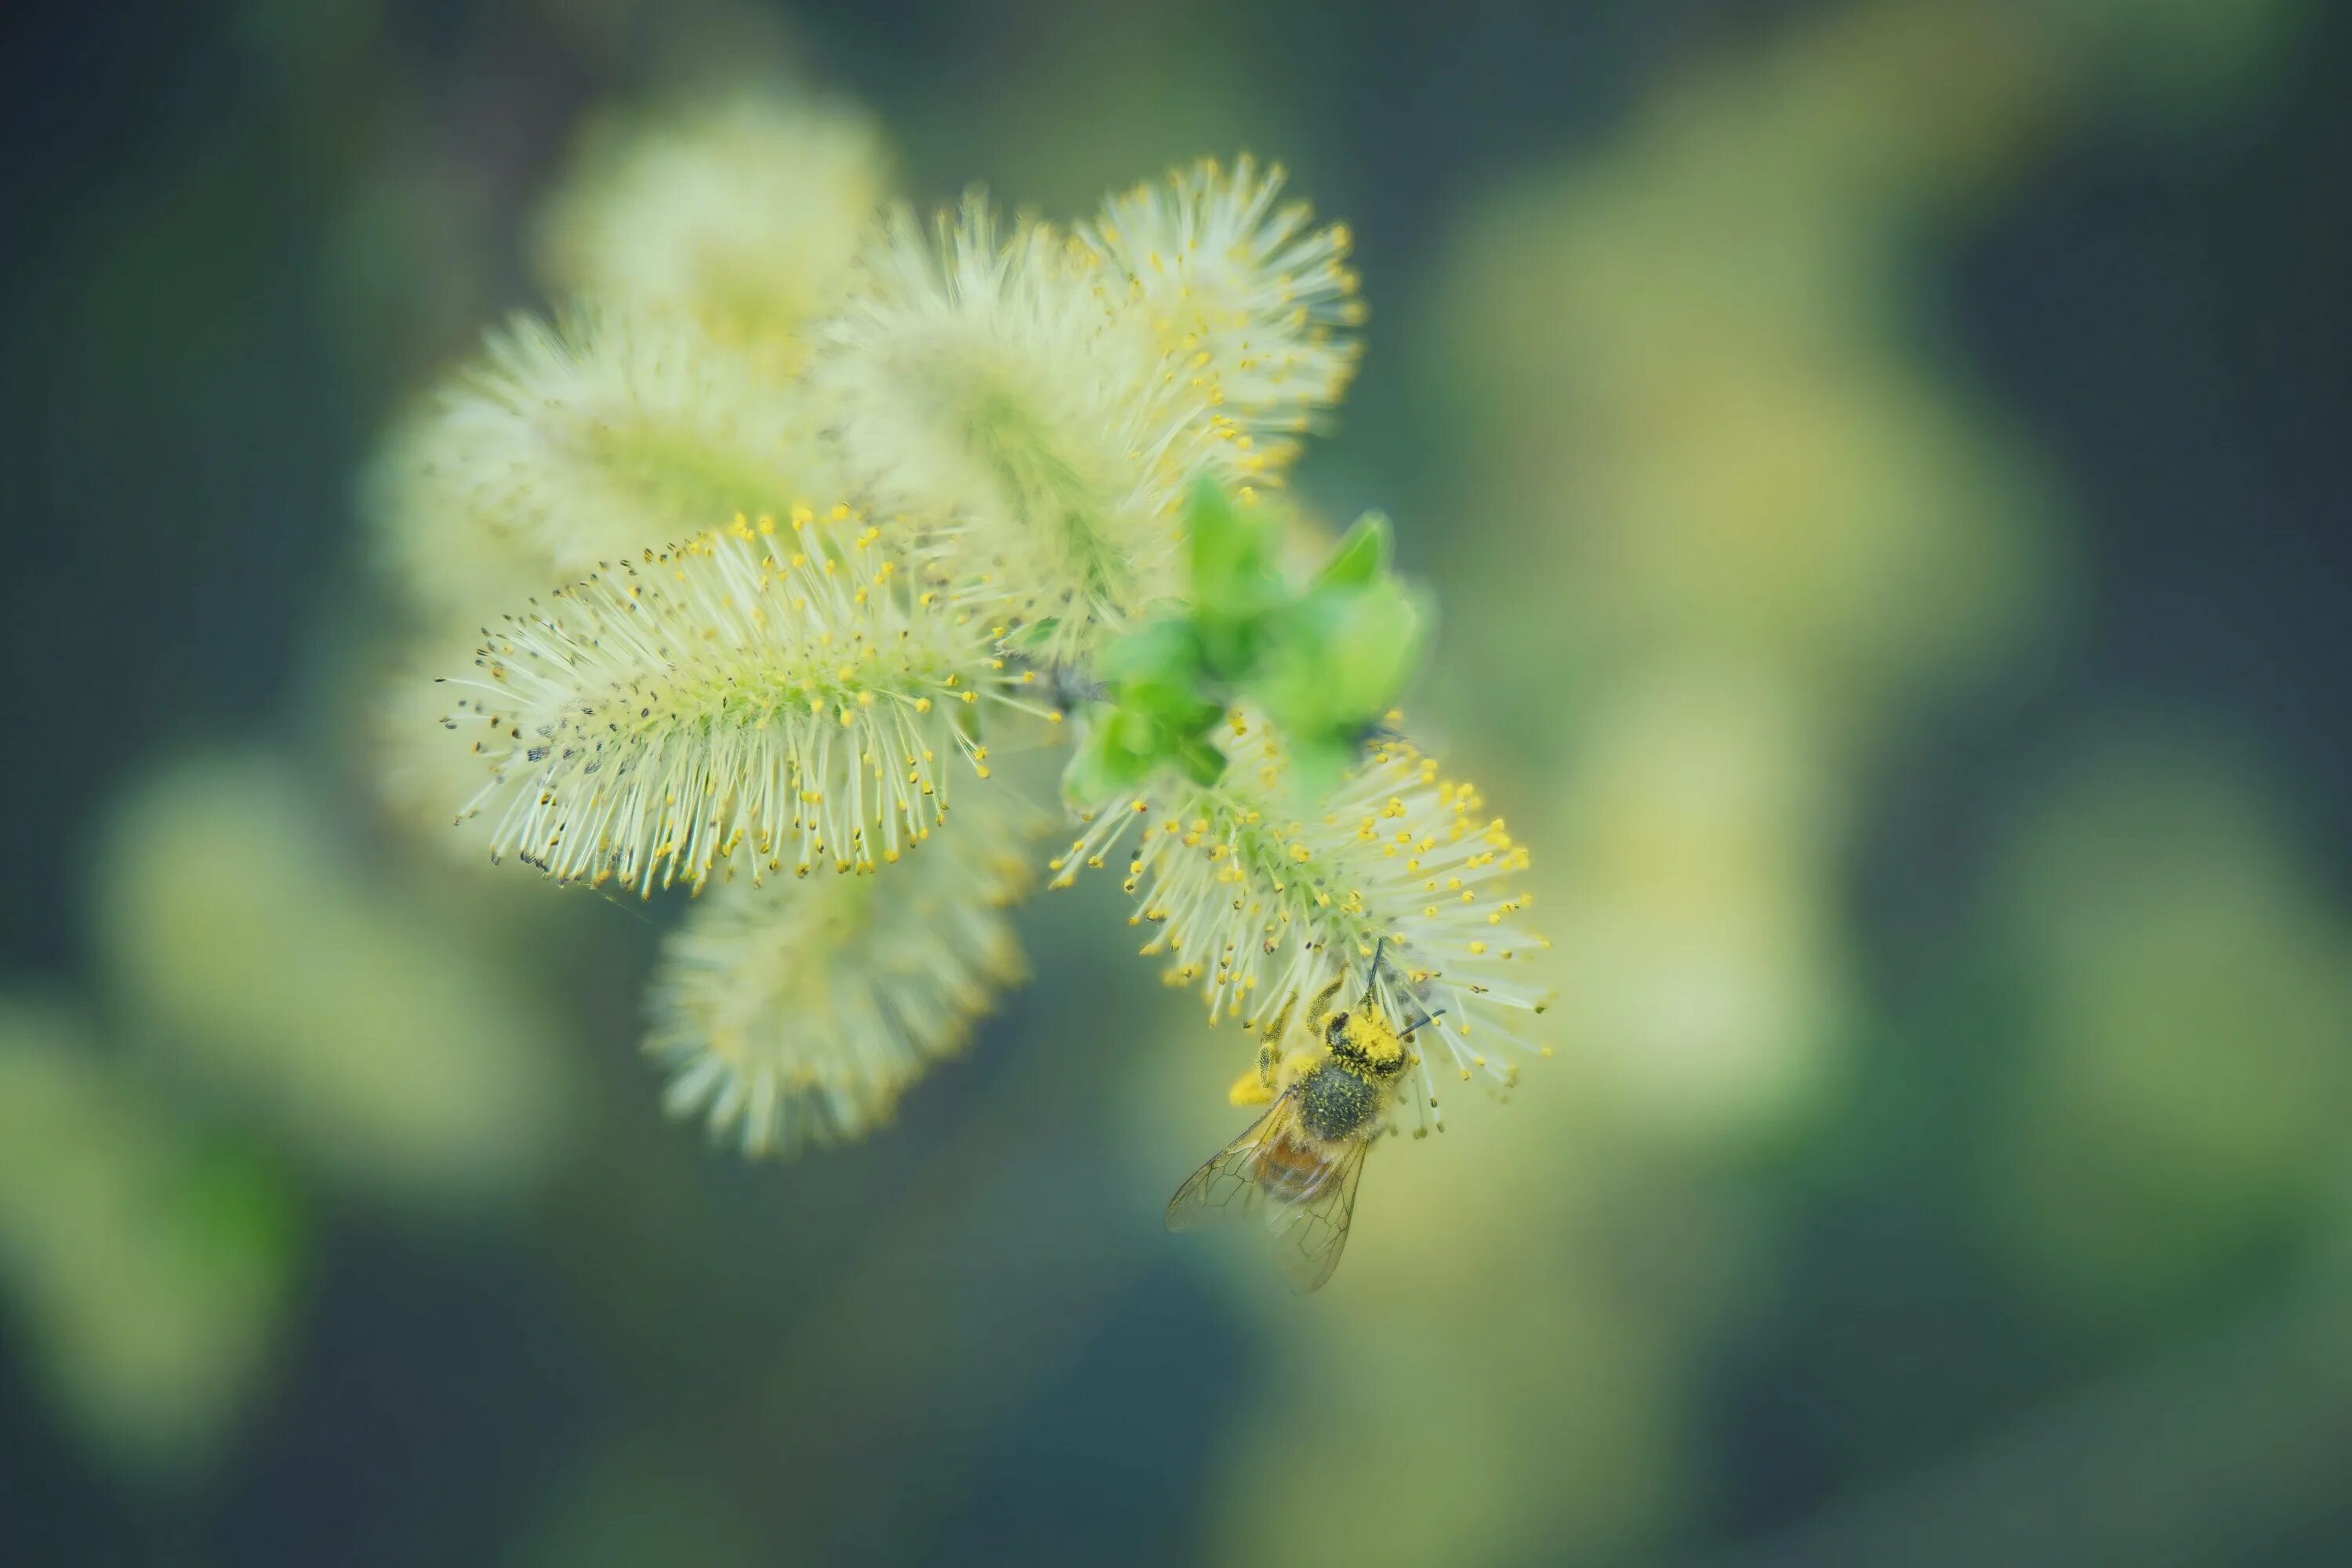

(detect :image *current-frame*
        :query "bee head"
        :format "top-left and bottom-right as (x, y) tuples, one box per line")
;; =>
(1325, 1007), (1408, 1080)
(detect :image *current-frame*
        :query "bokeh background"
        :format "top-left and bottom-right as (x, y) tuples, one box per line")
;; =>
(5, 0), (2350, 1563)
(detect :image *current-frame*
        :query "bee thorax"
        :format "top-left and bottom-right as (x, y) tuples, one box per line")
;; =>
(1297, 1063), (1383, 1143)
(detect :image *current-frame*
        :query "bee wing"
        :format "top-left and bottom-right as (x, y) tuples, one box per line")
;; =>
(1262, 1138), (1369, 1294)
(1165, 1096), (1373, 1293)
(1164, 1097), (1295, 1233)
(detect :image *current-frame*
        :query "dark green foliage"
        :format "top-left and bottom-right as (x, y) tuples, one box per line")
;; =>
(1062, 482), (1432, 808)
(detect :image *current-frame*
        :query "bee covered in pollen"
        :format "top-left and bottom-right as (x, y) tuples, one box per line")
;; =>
(1166, 945), (1441, 1291)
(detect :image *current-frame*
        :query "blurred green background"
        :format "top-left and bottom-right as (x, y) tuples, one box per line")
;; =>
(5, 0), (2350, 1563)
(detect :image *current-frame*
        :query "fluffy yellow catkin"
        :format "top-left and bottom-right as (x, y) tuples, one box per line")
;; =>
(441, 509), (1051, 892)
(813, 160), (1361, 662)
(646, 782), (1041, 1156)
(368, 309), (835, 622)
(534, 92), (891, 367)
(812, 196), (1210, 659)
(1081, 154), (1363, 468)
(374, 120), (1550, 1167)
(1052, 710), (1552, 1131)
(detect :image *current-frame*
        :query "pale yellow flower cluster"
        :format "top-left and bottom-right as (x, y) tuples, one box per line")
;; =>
(817, 157), (1361, 660)
(648, 783), (1040, 1156)
(363, 88), (1545, 1158)
(1051, 710), (1549, 1133)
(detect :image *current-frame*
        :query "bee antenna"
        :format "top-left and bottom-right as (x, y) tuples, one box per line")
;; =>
(1399, 1008), (1447, 1040)
(1365, 937), (1388, 1000)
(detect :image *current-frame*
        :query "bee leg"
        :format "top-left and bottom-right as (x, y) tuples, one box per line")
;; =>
(1228, 1065), (1276, 1106)
(1308, 968), (1345, 1044)
(1306, 973), (1347, 1035)
(1258, 994), (1303, 1091)
(1254, 1034), (1283, 1090)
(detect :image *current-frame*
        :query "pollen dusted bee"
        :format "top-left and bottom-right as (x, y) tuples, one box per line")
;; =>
(1166, 950), (1438, 1292)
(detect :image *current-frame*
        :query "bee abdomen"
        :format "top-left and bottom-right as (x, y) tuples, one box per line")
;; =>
(1297, 1065), (1380, 1143)
(1258, 1138), (1336, 1205)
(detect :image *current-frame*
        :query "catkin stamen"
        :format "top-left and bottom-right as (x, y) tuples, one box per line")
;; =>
(444, 520), (1014, 891)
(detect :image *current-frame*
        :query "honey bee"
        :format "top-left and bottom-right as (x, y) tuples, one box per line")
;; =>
(1166, 946), (1440, 1292)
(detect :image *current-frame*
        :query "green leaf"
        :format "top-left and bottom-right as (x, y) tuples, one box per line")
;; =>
(1253, 576), (1432, 739)
(1187, 479), (1279, 609)
(1064, 614), (1228, 805)
(1314, 511), (1392, 589)
(1060, 484), (1438, 814)
(1186, 481), (1284, 678)
(1174, 731), (1231, 786)
(1096, 619), (1203, 687)
(1061, 736), (1145, 809)
(1106, 705), (1162, 754)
